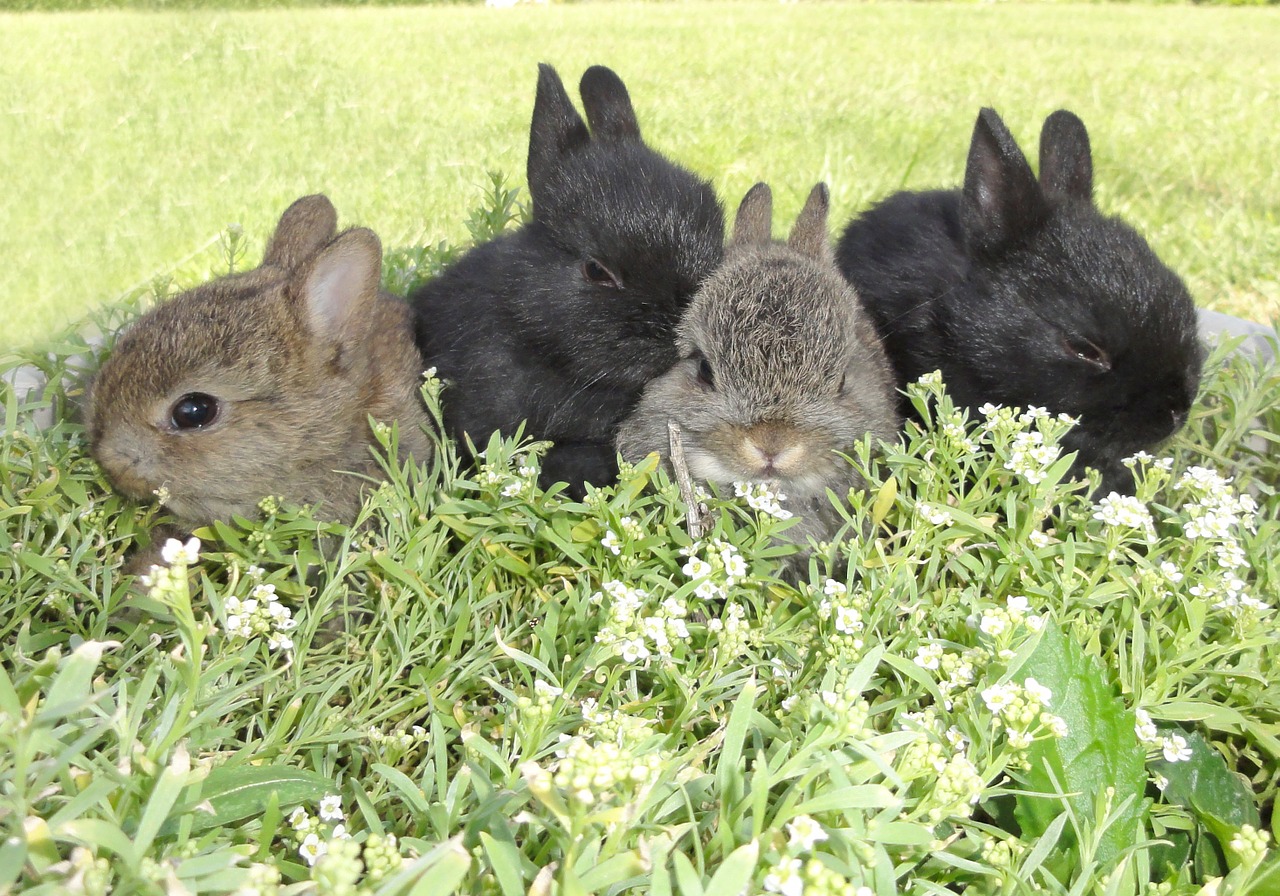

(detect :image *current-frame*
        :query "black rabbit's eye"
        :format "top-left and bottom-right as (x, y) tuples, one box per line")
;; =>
(696, 357), (715, 389)
(1063, 335), (1112, 371)
(171, 393), (219, 430)
(581, 258), (622, 289)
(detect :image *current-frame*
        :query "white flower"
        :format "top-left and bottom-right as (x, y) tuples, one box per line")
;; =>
(1153, 773), (1169, 792)
(1162, 733), (1193, 763)
(763, 857), (805, 896)
(1160, 561), (1185, 584)
(1028, 529), (1052, 549)
(834, 606), (863, 635)
(981, 683), (1017, 714)
(1134, 709), (1160, 745)
(1093, 492), (1156, 539)
(288, 807), (310, 830)
(979, 611), (1008, 637)
(734, 481), (793, 520)
(298, 832), (325, 866)
(682, 556), (712, 579)
(318, 794), (344, 822)
(785, 814), (829, 852)
(1044, 714), (1069, 738)
(922, 505), (954, 526)
(601, 529), (622, 556)
(161, 536), (201, 566)
(914, 643), (944, 671)
(1023, 677), (1052, 706)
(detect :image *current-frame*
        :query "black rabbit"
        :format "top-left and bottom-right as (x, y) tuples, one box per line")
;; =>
(836, 108), (1204, 494)
(410, 63), (724, 494)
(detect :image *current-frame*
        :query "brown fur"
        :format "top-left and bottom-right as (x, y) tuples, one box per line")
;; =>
(86, 195), (433, 529)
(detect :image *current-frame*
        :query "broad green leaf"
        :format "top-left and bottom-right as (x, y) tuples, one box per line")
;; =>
(479, 831), (527, 896)
(167, 764), (333, 834)
(671, 850), (705, 896)
(1153, 729), (1260, 855)
(1012, 621), (1146, 870)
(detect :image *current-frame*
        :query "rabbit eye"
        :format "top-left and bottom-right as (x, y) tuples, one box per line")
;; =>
(1064, 335), (1112, 371)
(696, 357), (715, 390)
(581, 258), (622, 289)
(171, 393), (219, 430)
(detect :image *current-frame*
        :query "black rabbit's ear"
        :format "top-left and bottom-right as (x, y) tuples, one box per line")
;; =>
(579, 65), (641, 142)
(732, 182), (773, 247)
(1039, 109), (1093, 202)
(297, 227), (382, 346)
(263, 194), (338, 272)
(788, 183), (832, 262)
(961, 108), (1048, 255)
(527, 63), (590, 199)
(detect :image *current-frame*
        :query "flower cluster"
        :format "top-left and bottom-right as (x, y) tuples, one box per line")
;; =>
(524, 710), (667, 811)
(815, 578), (871, 659)
(1093, 492), (1157, 542)
(139, 536), (202, 598)
(223, 579), (297, 652)
(477, 451), (541, 499)
(1170, 466), (1267, 626)
(681, 538), (748, 600)
(591, 580), (690, 667)
(763, 856), (869, 896)
(289, 796), (350, 867)
(735, 480), (794, 520)
(366, 722), (428, 752)
(973, 595), (1046, 658)
(922, 752), (985, 826)
(980, 677), (1068, 750)
(601, 515), (645, 556)
(1003, 430), (1061, 486)
(515, 679), (564, 729)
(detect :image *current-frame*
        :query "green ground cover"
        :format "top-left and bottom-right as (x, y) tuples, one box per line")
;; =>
(2, 2), (1279, 349)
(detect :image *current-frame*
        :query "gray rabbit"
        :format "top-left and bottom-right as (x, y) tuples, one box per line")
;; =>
(617, 182), (900, 544)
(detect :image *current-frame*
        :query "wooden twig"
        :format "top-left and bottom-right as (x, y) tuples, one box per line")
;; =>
(668, 420), (706, 541)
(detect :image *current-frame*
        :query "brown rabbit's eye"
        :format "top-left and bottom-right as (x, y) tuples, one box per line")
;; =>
(581, 258), (621, 289)
(1064, 335), (1112, 371)
(171, 393), (219, 430)
(696, 357), (715, 390)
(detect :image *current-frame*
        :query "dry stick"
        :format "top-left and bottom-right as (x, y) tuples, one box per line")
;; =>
(667, 420), (706, 540)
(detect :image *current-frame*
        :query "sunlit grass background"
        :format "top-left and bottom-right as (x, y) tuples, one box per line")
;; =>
(3, 1), (1279, 348)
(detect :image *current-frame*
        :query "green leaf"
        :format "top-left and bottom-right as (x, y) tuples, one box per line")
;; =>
(703, 840), (758, 896)
(1153, 729), (1260, 852)
(1011, 621), (1146, 870)
(479, 832), (527, 896)
(167, 764), (332, 834)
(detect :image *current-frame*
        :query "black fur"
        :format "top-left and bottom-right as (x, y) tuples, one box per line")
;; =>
(411, 64), (724, 493)
(836, 108), (1204, 494)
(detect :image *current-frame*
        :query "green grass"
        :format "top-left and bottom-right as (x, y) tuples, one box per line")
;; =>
(3, 2), (1279, 349)
(4, 305), (1280, 891)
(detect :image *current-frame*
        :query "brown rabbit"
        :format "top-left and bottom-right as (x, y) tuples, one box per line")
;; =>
(86, 194), (434, 530)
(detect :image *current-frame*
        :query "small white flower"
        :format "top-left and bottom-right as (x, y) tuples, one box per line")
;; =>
(763, 857), (805, 896)
(914, 643), (944, 671)
(1028, 529), (1052, 549)
(834, 605), (863, 635)
(922, 505), (954, 526)
(318, 794), (344, 822)
(161, 536), (201, 566)
(601, 529), (623, 556)
(1023, 677), (1052, 706)
(979, 611), (1008, 637)
(288, 807), (310, 830)
(1160, 561), (1185, 584)
(785, 814), (829, 852)
(1153, 773), (1170, 792)
(1044, 714), (1069, 738)
(298, 832), (324, 866)
(1162, 733), (1193, 763)
(1134, 709), (1160, 745)
(982, 683), (1017, 714)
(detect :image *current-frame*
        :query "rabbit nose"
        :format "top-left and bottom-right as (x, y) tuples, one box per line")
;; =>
(743, 424), (805, 472)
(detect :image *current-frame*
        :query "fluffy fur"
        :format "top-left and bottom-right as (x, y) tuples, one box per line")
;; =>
(410, 64), (724, 494)
(86, 194), (434, 528)
(836, 108), (1204, 494)
(617, 183), (900, 544)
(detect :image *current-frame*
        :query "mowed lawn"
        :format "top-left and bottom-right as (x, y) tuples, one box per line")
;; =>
(2, 1), (1278, 349)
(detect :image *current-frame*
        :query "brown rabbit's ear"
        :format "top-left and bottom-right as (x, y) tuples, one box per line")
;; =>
(1039, 109), (1093, 203)
(731, 182), (773, 247)
(961, 108), (1048, 257)
(579, 65), (641, 142)
(528, 63), (590, 208)
(787, 183), (831, 262)
(263, 194), (339, 272)
(298, 228), (382, 345)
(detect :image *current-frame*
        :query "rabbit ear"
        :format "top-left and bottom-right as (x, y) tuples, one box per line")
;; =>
(579, 65), (642, 142)
(298, 228), (382, 346)
(961, 108), (1048, 256)
(787, 183), (832, 262)
(1039, 109), (1093, 202)
(732, 182), (773, 247)
(527, 63), (590, 203)
(263, 194), (338, 272)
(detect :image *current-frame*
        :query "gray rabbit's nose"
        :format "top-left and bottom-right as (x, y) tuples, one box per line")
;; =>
(742, 424), (807, 474)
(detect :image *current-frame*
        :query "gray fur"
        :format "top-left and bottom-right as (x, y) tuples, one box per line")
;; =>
(617, 182), (900, 542)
